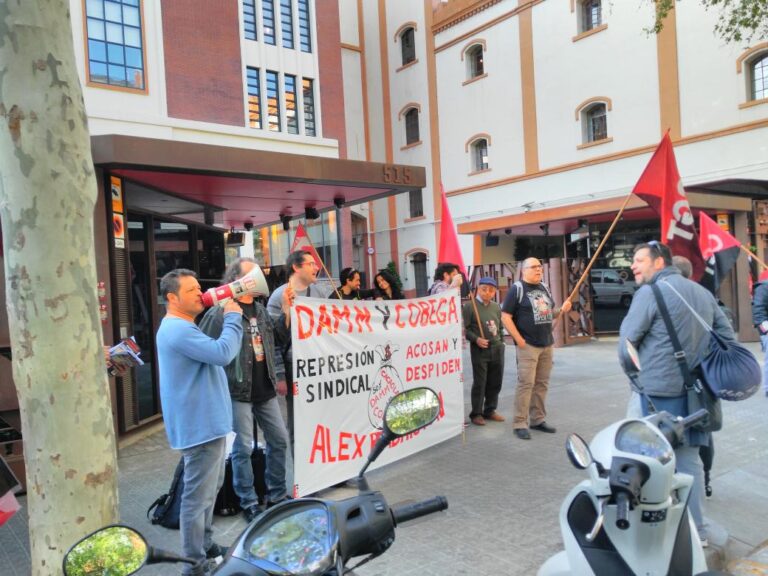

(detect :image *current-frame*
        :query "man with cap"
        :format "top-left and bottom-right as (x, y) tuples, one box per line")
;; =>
(463, 277), (506, 425)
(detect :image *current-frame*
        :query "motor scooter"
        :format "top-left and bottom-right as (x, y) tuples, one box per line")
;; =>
(62, 387), (448, 576)
(539, 342), (727, 576)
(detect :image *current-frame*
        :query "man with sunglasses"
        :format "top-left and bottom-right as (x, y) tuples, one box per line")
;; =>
(501, 258), (572, 440)
(619, 241), (734, 547)
(329, 267), (376, 300)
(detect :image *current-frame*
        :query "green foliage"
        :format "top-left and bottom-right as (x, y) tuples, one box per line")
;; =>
(64, 527), (147, 576)
(651, 0), (768, 44)
(385, 261), (404, 291)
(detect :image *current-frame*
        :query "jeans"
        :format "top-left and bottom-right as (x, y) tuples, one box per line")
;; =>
(761, 334), (768, 392)
(180, 437), (226, 574)
(231, 397), (289, 507)
(513, 344), (554, 429)
(676, 444), (708, 539)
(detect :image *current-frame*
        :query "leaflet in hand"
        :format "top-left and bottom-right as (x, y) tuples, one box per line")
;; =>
(109, 337), (144, 375)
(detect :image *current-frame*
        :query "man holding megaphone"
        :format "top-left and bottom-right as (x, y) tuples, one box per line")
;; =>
(199, 258), (291, 520)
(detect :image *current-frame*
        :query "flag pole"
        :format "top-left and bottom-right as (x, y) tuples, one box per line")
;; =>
(468, 289), (486, 340)
(740, 244), (768, 271)
(298, 225), (344, 300)
(552, 192), (634, 331)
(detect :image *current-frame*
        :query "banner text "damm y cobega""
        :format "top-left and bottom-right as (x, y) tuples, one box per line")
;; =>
(294, 296), (460, 340)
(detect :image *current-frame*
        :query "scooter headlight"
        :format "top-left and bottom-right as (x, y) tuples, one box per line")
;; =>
(615, 421), (673, 464)
(246, 501), (336, 575)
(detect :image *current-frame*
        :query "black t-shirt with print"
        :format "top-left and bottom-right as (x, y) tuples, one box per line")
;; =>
(241, 302), (276, 404)
(501, 281), (555, 348)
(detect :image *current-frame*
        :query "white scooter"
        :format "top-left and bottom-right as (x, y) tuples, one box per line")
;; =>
(539, 344), (727, 576)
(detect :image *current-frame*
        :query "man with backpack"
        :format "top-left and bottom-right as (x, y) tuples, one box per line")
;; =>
(501, 258), (572, 440)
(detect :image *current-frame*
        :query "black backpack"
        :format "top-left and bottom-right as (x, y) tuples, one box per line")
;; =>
(147, 457), (184, 529)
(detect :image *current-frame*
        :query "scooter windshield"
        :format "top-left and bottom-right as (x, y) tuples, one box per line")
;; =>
(248, 502), (334, 574)
(615, 421), (673, 464)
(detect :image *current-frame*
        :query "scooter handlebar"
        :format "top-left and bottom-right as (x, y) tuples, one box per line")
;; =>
(615, 492), (630, 530)
(681, 409), (709, 430)
(391, 496), (448, 525)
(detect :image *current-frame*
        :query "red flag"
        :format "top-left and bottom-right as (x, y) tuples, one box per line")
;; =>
(437, 184), (466, 272)
(290, 223), (323, 271)
(699, 212), (741, 294)
(632, 133), (706, 280)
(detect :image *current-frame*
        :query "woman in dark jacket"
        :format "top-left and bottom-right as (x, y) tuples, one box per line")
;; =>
(373, 269), (404, 300)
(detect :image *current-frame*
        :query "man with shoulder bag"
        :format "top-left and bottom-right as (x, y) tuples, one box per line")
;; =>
(619, 241), (735, 548)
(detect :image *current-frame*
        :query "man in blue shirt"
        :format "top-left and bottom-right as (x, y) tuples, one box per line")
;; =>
(156, 269), (243, 574)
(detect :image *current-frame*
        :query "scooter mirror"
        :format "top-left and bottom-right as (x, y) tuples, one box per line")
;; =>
(63, 525), (148, 576)
(565, 433), (593, 470)
(383, 387), (440, 437)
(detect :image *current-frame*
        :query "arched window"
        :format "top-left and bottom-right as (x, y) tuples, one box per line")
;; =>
(471, 138), (489, 171)
(410, 252), (429, 297)
(582, 103), (607, 143)
(751, 54), (768, 101)
(404, 107), (420, 144)
(400, 27), (416, 66)
(580, 0), (601, 32)
(466, 44), (484, 79)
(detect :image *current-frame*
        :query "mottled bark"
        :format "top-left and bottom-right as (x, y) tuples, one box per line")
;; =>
(0, 2), (119, 574)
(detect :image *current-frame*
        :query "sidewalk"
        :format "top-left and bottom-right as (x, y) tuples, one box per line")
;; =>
(1, 339), (767, 575)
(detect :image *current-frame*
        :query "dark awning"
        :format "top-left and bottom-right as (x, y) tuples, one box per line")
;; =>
(91, 134), (426, 229)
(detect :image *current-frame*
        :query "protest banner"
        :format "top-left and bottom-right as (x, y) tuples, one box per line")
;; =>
(292, 290), (464, 496)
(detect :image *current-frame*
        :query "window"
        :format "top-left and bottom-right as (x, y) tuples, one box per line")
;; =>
(466, 44), (484, 79)
(583, 103), (607, 143)
(85, 0), (145, 90)
(298, 0), (312, 52)
(581, 0), (601, 32)
(404, 108), (419, 145)
(262, 0), (276, 45)
(412, 252), (428, 297)
(285, 74), (298, 134)
(409, 190), (423, 218)
(266, 70), (280, 131)
(400, 27), (415, 66)
(303, 78), (316, 136)
(751, 54), (768, 101)
(246, 67), (261, 129)
(280, 0), (294, 49)
(471, 139), (489, 171)
(243, 0), (257, 40)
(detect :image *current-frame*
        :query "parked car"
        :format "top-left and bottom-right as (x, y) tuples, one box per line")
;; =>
(590, 268), (636, 307)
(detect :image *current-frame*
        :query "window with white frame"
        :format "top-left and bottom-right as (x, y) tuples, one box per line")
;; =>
(750, 53), (768, 101)
(404, 108), (419, 145)
(579, 0), (602, 33)
(243, 0), (257, 40)
(266, 70), (280, 131)
(298, 0), (312, 52)
(280, 0), (294, 49)
(303, 78), (316, 136)
(470, 138), (489, 171)
(409, 190), (423, 218)
(400, 27), (416, 66)
(262, 0), (276, 45)
(246, 67), (261, 128)
(582, 103), (607, 143)
(465, 44), (484, 79)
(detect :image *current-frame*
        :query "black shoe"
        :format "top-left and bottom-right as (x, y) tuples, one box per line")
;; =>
(514, 428), (531, 440)
(242, 504), (263, 523)
(531, 422), (556, 433)
(205, 542), (229, 559)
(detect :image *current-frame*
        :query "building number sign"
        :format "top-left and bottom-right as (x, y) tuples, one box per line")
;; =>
(382, 165), (413, 184)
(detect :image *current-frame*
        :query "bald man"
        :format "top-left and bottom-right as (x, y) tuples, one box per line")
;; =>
(501, 258), (572, 440)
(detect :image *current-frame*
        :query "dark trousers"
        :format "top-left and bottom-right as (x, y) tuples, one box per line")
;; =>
(469, 344), (505, 418)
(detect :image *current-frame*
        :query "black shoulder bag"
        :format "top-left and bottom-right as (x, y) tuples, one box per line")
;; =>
(650, 283), (722, 433)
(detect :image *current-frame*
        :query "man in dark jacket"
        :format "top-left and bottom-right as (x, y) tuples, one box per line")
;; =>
(751, 269), (768, 397)
(199, 258), (290, 522)
(619, 241), (734, 546)
(463, 277), (506, 425)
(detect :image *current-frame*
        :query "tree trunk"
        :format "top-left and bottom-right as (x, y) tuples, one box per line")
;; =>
(0, 2), (119, 574)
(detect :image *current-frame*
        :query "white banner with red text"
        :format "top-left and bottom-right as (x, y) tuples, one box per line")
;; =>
(291, 290), (464, 496)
